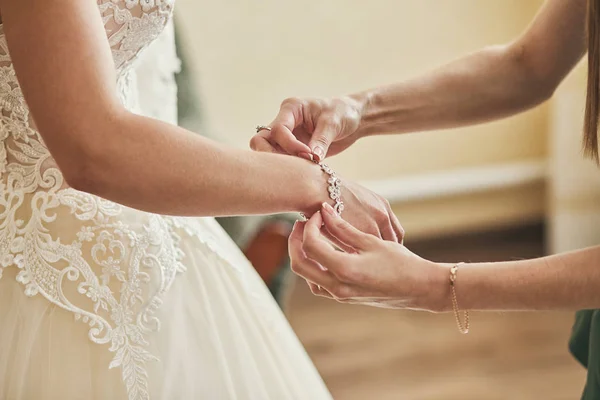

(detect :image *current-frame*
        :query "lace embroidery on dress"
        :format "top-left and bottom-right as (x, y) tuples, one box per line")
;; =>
(0, 2), (219, 399)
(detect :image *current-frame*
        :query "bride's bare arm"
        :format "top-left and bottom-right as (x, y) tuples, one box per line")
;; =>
(252, 0), (587, 159)
(0, 0), (401, 240)
(0, 0), (320, 216)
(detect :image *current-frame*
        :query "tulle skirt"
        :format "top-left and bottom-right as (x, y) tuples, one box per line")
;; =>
(0, 212), (331, 400)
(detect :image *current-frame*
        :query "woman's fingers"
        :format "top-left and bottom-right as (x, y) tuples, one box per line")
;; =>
(320, 203), (379, 252)
(270, 124), (311, 156)
(289, 221), (339, 289)
(250, 98), (312, 156)
(321, 227), (357, 254)
(386, 202), (405, 244)
(309, 115), (340, 162)
(302, 212), (366, 287)
(268, 100), (312, 156)
(249, 133), (278, 153)
(302, 212), (345, 265)
(307, 281), (334, 299)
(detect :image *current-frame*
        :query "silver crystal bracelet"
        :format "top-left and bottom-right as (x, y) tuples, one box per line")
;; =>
(300, 161), (344, 220)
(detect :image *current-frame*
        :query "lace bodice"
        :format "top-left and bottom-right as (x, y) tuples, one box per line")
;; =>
(101, 1), (174, 71)
(0, 0), (175, 195)
(0, 2), (215, 399)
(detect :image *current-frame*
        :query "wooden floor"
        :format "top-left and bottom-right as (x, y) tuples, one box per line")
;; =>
(286, 224), (587, 400)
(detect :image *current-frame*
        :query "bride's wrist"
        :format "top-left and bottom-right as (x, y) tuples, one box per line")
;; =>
(295, 160), (339, 216)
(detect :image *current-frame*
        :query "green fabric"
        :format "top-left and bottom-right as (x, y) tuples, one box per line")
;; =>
(570, 310), (600, 399)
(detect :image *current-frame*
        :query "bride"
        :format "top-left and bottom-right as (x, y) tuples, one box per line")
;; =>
(0, 1), (403, 399)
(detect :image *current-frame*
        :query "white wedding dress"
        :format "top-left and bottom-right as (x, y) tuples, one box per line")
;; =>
(0, 1), (332, 399)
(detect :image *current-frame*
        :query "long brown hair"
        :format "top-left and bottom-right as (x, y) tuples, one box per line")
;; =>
(585, 0), (600, 162)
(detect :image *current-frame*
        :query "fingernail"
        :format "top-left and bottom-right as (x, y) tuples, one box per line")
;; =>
(312, 146), (324, 162)
(322, 202), (337, 217)
(298, 152), (313, 161)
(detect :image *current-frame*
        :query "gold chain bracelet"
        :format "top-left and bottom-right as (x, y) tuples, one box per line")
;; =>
(449, 262), (469, 334)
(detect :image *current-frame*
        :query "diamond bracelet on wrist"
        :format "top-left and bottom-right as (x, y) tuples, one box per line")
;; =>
(300, 161), (344, 220)
(254, 125), (344, 220)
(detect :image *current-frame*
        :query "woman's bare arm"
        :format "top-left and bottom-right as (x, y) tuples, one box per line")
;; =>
(254, 0), (588, 159)
(287, 205), (600, 313)
(355, 0), (588, 136)
(438, 246), (600, 312)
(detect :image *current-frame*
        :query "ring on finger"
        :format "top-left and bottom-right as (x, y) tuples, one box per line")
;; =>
(256, 125), (271, 133)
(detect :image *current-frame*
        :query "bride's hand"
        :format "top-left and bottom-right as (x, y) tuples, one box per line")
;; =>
(250, 96), (366, 162)
(336, 179), (404, 244)
(289, 205), (446, 311)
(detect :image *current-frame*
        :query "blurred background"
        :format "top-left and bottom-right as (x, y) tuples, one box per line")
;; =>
(161, 0), (600, 398)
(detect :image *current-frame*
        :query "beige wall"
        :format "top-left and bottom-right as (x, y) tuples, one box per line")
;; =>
(549, 61), (600, 253)
(177, 0), (547, 237)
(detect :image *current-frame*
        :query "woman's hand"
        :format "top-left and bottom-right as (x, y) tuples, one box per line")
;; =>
(289, 203), (447, 311)
(250, 96), (367, 162)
